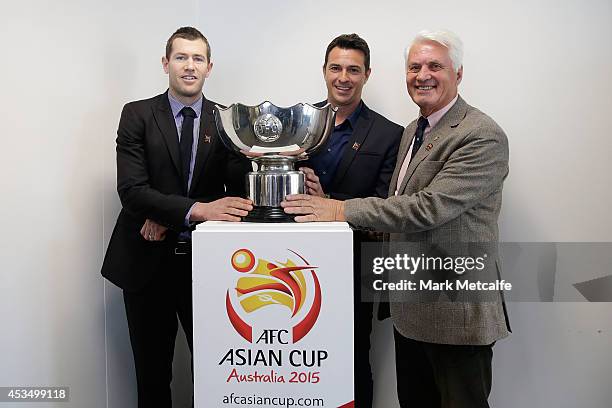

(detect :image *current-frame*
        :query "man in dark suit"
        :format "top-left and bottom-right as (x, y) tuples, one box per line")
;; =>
(301, 33), (403, 408)
(101, 27), (252, 407)
(283, 29), (510, 408)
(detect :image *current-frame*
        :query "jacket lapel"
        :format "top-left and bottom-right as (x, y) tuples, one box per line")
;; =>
(396, 96), (469, 195)
(189, 98), (216, 195)
(396, 127), (433, 194)
(389, 123), (416, 194)
(152, 92), (182, 176)
(330, 103), (373, 188)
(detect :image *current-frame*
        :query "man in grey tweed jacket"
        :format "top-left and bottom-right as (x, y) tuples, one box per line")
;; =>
(283, 29), (509, 408)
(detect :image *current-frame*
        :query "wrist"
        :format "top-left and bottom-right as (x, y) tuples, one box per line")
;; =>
(334, 201), (346, 221)
(191, 202), (209, 222)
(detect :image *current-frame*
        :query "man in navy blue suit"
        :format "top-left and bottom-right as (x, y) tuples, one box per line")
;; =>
(302, 33), (404, 408)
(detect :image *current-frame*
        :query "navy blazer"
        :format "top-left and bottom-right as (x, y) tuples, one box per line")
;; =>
(303, 101), (403, 200)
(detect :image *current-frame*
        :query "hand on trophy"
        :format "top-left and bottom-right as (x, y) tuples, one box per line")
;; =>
(190, 197), (253, 222)
(281, 194), (345, 222)
(300, 167), (326, 197)
(140, 219), (168, 241)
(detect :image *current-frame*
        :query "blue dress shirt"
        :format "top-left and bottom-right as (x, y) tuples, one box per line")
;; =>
(308, 101), (363, 192)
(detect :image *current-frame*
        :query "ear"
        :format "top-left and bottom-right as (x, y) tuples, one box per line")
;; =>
(456, 65), (463, 84)
(364, 68), (372, 83)
(162, 56), (169, 74)
(204, 61), (213, 79)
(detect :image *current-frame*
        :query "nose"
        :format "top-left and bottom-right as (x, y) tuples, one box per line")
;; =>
(185, 57), (195, 70)
(338, 69), (350, 82)
(416, 67), (431, 82)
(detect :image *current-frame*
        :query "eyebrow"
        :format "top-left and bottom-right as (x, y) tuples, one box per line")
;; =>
(174, 52), (206, 58)
(408, 60), (446, 68)
(329, 63), (362, 69)
(409, 59), (443, 64)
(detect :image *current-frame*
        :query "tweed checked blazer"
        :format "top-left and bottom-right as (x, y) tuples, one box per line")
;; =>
(344, 96), (510, 345)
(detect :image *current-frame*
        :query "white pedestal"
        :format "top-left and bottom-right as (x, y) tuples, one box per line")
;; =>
(193, 222), (354, 408)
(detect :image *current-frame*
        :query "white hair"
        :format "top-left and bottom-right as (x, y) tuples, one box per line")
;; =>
(404, 29), (464, 73)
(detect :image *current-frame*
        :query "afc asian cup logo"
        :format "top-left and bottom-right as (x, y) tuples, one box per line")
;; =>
(225, 248), (322, 344)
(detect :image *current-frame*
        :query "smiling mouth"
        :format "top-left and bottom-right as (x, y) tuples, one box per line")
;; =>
(416, 85), (434, 90)
(335, 85), (352, 92)
(182, 75), (197, 81)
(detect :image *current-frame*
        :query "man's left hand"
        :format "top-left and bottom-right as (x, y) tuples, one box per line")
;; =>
(140, 219), (168, 241)
(281, 194), (345, 222)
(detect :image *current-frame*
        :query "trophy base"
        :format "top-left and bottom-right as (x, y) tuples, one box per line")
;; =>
(243, 206), (296, 223)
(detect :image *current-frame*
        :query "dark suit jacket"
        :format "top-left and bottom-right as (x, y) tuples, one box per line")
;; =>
(101, 91), (251, 291)
(303, 101), (403, 200)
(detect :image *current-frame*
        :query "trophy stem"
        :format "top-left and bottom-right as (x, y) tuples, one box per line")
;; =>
(245, 159), (305, 222)
(253, 155), (297, 172)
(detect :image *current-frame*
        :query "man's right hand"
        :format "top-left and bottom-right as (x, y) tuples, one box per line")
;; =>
(300, 167), (326, 197)
(189, 197), (253, 222)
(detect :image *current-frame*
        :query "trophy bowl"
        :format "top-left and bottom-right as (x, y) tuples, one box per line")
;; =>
(214, 101), (337, 222)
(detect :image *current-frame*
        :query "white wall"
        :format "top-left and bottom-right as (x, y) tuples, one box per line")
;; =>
(1, 1), (610, 407)
(204, 2), (612, 405)
(1, 1), (197, 407)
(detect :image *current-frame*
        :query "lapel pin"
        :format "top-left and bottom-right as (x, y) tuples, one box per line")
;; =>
(204, 135), (212, 143)
(426, 143), (433, 151)
(352, 142), (360, 150)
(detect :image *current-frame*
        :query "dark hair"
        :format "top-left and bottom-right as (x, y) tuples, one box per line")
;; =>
(165, 26), (211, 61)
(324, 33), (370, 71)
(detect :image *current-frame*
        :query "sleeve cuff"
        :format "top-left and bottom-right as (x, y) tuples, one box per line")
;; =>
(185, 203), (197, 227)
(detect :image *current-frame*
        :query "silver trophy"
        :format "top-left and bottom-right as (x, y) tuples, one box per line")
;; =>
(214, 101), (337, 222)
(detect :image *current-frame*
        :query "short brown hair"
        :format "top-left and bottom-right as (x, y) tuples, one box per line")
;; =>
(165, 26), (211, 61)
(324, 33), (370, 71)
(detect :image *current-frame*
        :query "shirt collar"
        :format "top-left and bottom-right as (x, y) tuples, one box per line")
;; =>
(332, 100), (363, 129)
(168, 90), (203, 118)
(346, 101), (363, 128)
(423, 94), (458, 129)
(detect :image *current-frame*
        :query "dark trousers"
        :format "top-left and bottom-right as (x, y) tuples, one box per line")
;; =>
(393, 328), (493, 408)
(354, 299), (374, 407)
(354, 236), (374, 408)
(123, 247), (193, 408)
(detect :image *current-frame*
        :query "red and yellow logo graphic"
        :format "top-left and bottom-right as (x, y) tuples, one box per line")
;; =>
(225, 249), (322, 343)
